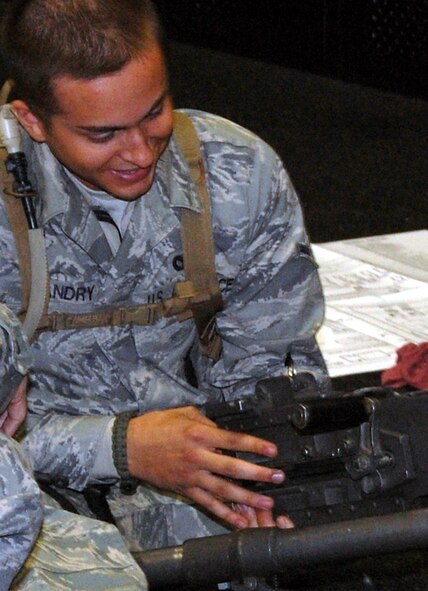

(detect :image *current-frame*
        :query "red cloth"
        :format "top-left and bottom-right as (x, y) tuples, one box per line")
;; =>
(381, 342), (428, 390)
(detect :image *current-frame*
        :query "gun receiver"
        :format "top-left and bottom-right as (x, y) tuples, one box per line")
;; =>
(206, 376), (428, 527)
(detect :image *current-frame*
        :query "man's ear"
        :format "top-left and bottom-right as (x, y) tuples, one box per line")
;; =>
(10, 100), (48, 142)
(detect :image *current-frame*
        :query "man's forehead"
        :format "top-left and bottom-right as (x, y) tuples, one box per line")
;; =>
(51, 43), (165, 94)
(50, 45), (168, 121)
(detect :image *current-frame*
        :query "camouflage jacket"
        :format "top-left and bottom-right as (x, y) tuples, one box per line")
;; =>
(0, 435), (146, 590)
(14, 496), (147, 590)
(0, 109), (328, 491)
(0, 434), (42, 591)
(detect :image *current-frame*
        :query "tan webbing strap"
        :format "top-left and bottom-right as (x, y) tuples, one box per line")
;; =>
(0, 147), (32, 316)
(35, 291), (216, 332)
(173, 111), (224, 359)
(1, 94), (51, 342)
(0, 89), (30, 310)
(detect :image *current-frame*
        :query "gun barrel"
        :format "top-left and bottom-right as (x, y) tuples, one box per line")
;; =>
(136, 508), (428, 588)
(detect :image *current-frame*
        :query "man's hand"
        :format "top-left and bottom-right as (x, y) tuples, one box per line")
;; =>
(232, 504), (294, 529)
(127, 406), (286, 529)
(0, 376), (28, 437)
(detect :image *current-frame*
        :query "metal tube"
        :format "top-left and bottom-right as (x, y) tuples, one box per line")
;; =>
(21, 196), (38, 230)
(136, 508), (428, 588)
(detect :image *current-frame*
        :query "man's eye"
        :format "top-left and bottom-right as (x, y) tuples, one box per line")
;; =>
(145, 102), (164, 121)
(89, 131), (116, 143)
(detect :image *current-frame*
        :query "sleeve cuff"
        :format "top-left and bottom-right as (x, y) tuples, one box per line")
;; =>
(90, 417), (119, 480)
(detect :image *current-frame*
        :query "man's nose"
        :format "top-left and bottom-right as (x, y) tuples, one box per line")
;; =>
(120, 128), (154, 167)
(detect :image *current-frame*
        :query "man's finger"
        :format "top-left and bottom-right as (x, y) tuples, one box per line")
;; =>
(195, 471), (275, 511)
(233, 504), (259, 527)
(276, 514), (294, 529)
(203, 448), (285, 485)
(255, 508), (277, 527)
(186, 486), (249, 529)
(209, 428), (279, 459)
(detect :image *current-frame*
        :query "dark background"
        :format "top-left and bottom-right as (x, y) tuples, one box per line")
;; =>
(154, 0), (427, 100)
(153, 0), (427, 244)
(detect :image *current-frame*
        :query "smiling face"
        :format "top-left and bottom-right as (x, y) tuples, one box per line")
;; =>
(12, 42), (174, 200)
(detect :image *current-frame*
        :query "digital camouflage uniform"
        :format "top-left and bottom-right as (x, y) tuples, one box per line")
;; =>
(0, 109), (329, 551)
(0, 433), (42, 591)
(14, 497), (147, 590)
(0, 434), (146, 591)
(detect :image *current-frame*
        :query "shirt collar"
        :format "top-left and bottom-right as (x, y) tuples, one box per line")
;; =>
(25, 136), (70, 224)
(154, 128), (203, 213)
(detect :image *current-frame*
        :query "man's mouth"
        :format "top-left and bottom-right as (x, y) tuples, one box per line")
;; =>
(110, 166), (152, 183)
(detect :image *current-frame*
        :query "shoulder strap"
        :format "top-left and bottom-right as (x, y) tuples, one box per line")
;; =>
(0, 91), (31, 310)
(0, 152), (50, 343)
(0, 147), (32, 315)
(1, 97), (50, 343)
(173, 111), (224, 359)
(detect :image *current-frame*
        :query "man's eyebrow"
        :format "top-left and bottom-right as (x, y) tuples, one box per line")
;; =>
(78, 124), (124, 133)
(77, 91), (170, 133)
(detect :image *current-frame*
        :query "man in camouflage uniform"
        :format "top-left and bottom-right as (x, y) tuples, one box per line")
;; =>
(0, 367), (42, 591)
(0, 433), (42, 591)
(1, 433), (147, 590)
(0, 0), (329, 552)
(0, 305), (147, 590)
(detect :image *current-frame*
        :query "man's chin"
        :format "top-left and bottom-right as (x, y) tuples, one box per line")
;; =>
(103, 178), (155, 201)
(110, 187), (152, 201)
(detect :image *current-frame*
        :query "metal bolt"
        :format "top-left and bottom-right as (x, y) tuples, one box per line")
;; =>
(352, 454), (371, 472)
(301, 446), (313, 459)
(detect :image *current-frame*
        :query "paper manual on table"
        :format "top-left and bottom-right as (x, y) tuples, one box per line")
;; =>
(313, 230), (428, 377)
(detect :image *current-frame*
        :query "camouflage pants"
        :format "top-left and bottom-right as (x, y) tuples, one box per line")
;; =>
(49, 482), (230, 552)
(12, 493), (147, 590)
(108, 483), (230, 551)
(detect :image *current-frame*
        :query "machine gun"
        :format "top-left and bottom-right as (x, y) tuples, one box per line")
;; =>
(136, 376), (428, 588)
(205, 375), (428, 527)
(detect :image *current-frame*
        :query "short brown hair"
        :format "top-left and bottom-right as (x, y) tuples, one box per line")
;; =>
(1, 0), (163, 120)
